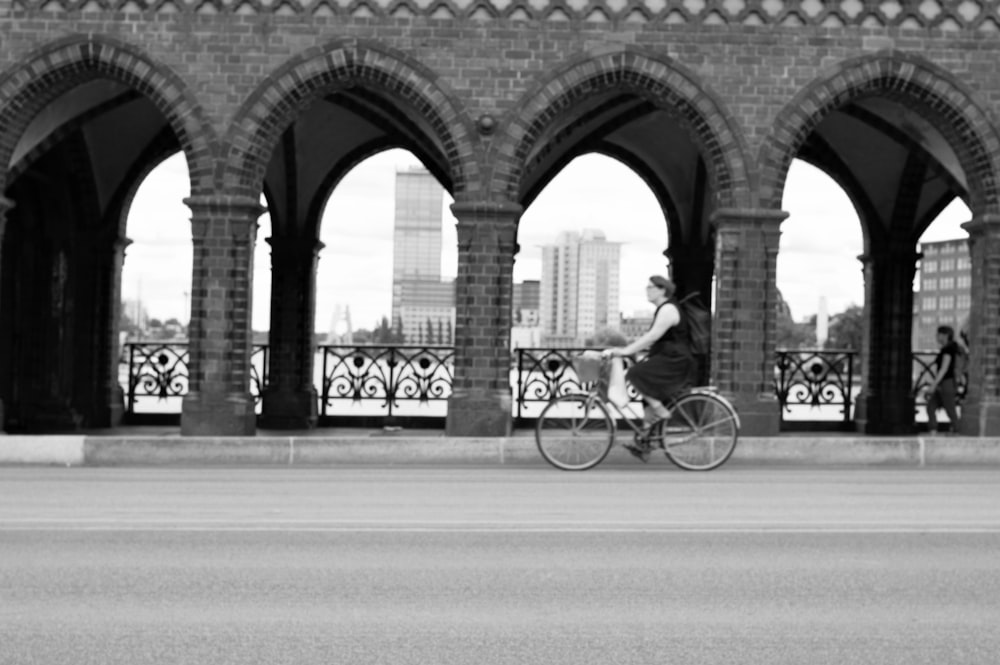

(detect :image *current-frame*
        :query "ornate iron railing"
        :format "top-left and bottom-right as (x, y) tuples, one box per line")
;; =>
(774, 349), (858, 427)
(318, 345), (454, 419)
(122, 342), (190, 415)
(117, 343), (966, 429)
(514, 348), (640, 419)
(774, 349), (968, 428)
(250, 345), (269, 403)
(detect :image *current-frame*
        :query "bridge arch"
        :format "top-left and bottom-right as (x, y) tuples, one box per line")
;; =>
(0, 34), (215, 193)
(490, 45), (753, 211)
(759, 50), (1000, 216)
(222, 39), (475, 200)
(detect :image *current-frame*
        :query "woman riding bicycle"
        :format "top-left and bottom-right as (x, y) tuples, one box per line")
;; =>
(604, 275), (697, 458)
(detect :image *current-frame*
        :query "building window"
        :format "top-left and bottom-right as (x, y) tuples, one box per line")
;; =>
(940, 258), (955, 272)
(957, 257), (971, 269)
(957, 294), (970, 310)
(923, 296), (937, 310)
(939, 277), (954, 290)
(924, 261), (937, 273)
(923, 278), (937, 291)
(957, 275), (971, 288)
(939, 295), (954, 310)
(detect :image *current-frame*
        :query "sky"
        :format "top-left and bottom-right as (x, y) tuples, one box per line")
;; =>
(123, 149), (971, 332)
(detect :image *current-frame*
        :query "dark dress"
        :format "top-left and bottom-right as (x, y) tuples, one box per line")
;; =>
(626, 300), (698, 402)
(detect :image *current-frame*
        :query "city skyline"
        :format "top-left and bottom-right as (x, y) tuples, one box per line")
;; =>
(122, 149), (971, 333)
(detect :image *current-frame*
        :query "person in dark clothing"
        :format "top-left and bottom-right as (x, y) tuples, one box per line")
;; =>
(926, 324), (961, 434)
(605, 275), (698, 457)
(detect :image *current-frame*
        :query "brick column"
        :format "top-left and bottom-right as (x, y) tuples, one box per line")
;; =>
(711, 208), (787, 436)
(181, 195), (262, 436)
(852, 246), (919, 434)
(106, 236), (132, 428)
(959, 214), (1000, 435)
(446, 201), (522, 437)
(259, 235), (322, 429)
(0, 196), (11, 432)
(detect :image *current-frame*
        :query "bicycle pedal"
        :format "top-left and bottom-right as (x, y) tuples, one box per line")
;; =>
(623, 443), (650, 463)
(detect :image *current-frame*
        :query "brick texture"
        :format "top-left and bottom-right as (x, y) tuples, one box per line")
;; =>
(3, 9), (1000, 434)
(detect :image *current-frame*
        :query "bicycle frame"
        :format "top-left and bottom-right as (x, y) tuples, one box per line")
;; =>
(585, 385), (742, 444)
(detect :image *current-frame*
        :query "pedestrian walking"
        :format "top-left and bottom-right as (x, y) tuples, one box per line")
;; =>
(925, 325), (961, 434)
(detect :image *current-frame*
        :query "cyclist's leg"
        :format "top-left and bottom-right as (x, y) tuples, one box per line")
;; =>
(643, 396), (670, 426)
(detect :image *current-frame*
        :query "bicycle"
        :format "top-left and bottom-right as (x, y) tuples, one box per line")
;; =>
(535, 353), (741, 471)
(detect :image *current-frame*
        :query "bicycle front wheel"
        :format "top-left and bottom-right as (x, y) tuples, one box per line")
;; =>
(659, 392), (739, 471)
(535, 394), (615, 471)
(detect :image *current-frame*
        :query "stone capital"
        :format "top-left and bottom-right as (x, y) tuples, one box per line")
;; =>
(961, 213), (1000, 238)
(184, 194), (266, 216)
(265, 235), (325, 258)
(186, 194), (264, 240)
(453, 201), (522, 254)
(857, 248), (922, 267)
(450, 200), (523, 222)
(710, 207), (789, 227)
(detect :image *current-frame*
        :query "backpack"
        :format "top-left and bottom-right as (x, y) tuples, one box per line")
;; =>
(677, 292), (712, 355)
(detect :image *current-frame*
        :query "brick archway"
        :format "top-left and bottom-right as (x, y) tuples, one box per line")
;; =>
(222, 39), (475, 199)
(759, 50), (1000, 215)
(490, 45), (752, 209)
(0, 34), (216, 193)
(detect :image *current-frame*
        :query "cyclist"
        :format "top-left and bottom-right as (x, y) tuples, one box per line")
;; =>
(604, 275), (697, 460)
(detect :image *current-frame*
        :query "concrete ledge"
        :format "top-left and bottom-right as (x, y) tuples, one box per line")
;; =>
(1, 434), (999, 467)
(0, 436), (85, 465)
(85, 437), (292, 466)
(731, 437), (923, 465)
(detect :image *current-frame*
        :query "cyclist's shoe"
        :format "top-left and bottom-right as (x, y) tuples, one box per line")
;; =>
(637, 422), (664, 449)
(623, 441), (650, 463)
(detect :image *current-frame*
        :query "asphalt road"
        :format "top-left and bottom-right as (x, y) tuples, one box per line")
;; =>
(2, 467), (999, 665)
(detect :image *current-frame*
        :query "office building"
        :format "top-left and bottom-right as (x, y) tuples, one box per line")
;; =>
(513, 280), (541, 326)
(391, 167), (455, 344)
(539, 229), (621, 345)
(914, 238), (971, 350)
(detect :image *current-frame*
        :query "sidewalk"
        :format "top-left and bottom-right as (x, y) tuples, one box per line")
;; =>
(2, 428), (1000, 466)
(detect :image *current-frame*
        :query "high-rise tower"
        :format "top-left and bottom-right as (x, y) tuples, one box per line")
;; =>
(539, 229), (621, 345)
(391, 167), (455, 344)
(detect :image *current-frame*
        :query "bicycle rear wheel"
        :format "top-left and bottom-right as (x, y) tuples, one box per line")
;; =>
(535, 394), (615, 471)
(658, 392), (739, 471)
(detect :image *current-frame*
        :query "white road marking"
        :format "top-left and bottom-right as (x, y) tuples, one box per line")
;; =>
(2, 519), (1000, 534)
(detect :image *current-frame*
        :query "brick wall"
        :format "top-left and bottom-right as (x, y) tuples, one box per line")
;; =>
(4, 5), (1000, 433)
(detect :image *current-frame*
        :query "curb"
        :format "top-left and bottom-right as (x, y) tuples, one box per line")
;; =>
(3, 434), (1000, 467)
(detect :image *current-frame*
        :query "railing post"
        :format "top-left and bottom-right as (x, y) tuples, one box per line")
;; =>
(320, 347), (329, 418)
(386, 346), (397, 421)
(516, 349), (524, 421)
(845, 351), (855, 424)
(127, 343), (136, 416)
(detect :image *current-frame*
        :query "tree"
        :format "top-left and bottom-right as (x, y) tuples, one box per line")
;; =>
(585, 328), (627, 347)
(824, 305), (863, 351)
(776, 312), (815, 349)
(774, 289), (814, 349)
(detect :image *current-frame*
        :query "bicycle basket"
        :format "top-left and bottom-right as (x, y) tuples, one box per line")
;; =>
(573, 354), (604, 383)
